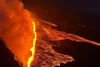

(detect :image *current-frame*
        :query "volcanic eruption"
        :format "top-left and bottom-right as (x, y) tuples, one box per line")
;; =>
(0, 0), (100, 67)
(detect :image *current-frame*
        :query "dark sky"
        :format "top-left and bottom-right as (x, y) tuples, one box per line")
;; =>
(22, 0), (100, 16)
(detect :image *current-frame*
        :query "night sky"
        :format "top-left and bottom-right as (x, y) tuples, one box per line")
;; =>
(0, 0), (100, 67)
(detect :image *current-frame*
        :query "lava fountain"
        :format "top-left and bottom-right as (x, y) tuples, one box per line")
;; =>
(27, 21), (37, 67)
(0, 0), (100, 67)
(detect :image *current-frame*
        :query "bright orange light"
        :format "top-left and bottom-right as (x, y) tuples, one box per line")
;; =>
(27, 21), (37, 67)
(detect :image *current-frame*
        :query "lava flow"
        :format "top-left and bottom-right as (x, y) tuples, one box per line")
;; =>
(0, 0), (100, 67)
(27, 21), (37, 67)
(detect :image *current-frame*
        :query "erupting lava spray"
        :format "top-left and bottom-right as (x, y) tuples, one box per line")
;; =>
(27, 21), (37, 67)
(0, 0), (100, 67)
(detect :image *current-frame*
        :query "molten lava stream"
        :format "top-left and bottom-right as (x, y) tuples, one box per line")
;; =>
(27, 21), (37, 67)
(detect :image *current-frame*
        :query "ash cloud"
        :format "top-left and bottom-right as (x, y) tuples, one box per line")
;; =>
(0, 0), (34, 67)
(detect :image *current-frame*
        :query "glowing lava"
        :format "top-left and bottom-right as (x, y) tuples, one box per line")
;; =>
(0, 0), (100, 67)
(27, 21), (37, 67)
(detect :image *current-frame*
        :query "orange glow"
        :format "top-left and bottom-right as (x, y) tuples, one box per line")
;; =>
(1, 0), (100, 67)
(27, 21), (37, 67)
